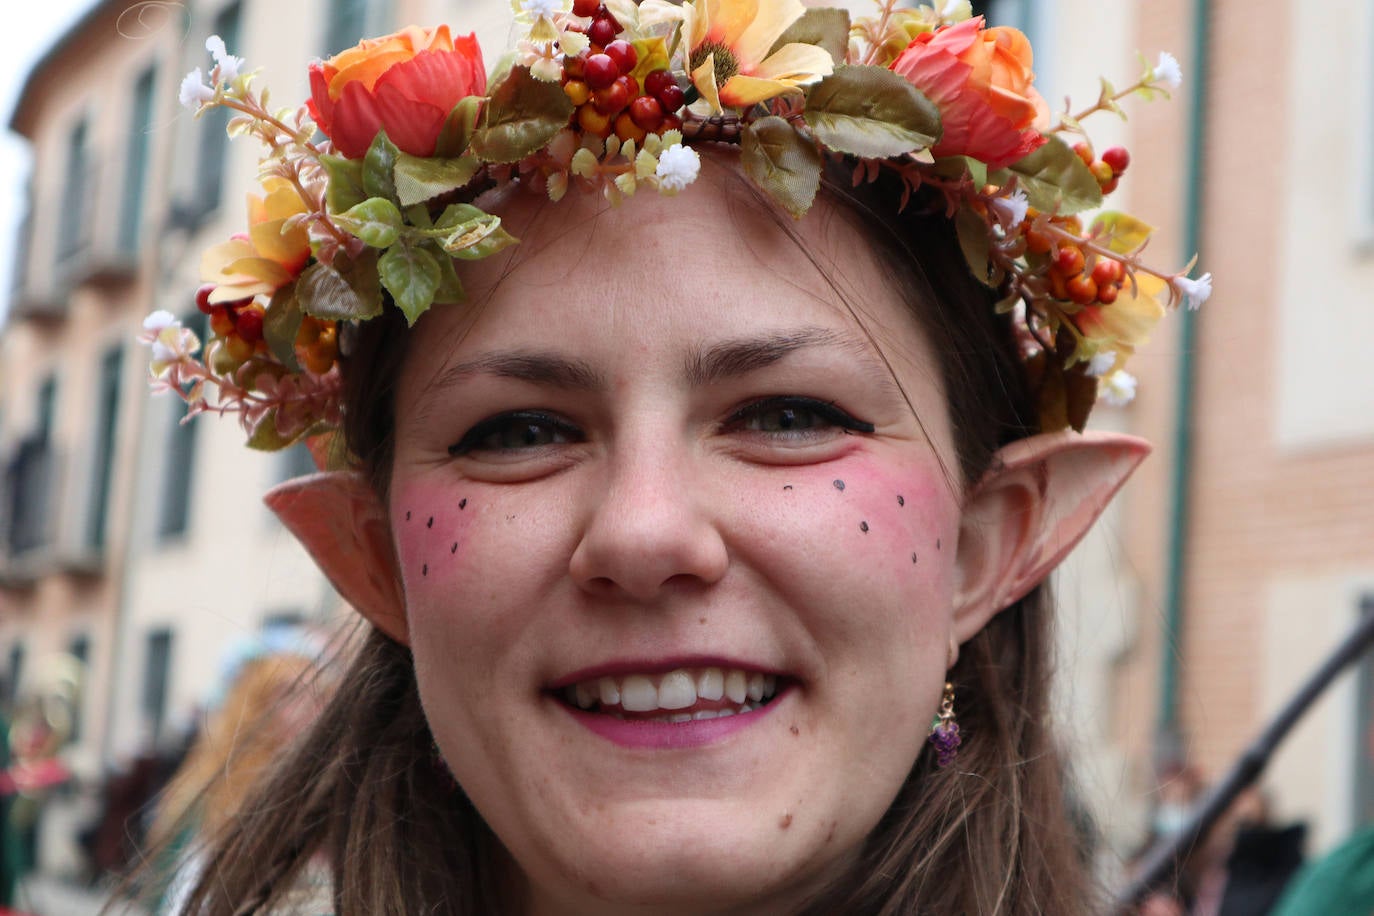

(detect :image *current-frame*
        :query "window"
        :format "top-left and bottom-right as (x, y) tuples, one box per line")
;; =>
(120, 66), (157, 253)
(141, 628), (173, 744)
(5, 376), (57, 555)
(278, 442), (316, 482)
(972, 0), (1033, 31)
(158, 313), (205, 538)
(58, 118), (90, 263)
(67, 634), (90, 742)
(262, 610), (305, 631)
(324, 0), (371, 55)
(12, 180), (34, 297)
(193, 2), (243, 217)
(5, 643), (24, 707)
(88, 346), (123, 551)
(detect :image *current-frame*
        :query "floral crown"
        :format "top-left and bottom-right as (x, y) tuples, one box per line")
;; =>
(143, 0), (1210, 456)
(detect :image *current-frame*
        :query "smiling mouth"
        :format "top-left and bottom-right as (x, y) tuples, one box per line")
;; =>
(557, 667), (784, 723)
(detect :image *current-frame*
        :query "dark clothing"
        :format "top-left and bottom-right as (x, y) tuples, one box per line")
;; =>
(1217, 823), (1306, 916)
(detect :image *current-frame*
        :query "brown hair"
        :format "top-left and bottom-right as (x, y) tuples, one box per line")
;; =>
(148, 653), (323, 850)
(149, 166), (1097, 915)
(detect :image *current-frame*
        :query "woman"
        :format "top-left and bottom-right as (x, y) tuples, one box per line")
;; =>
(145, 1), (1204, 911)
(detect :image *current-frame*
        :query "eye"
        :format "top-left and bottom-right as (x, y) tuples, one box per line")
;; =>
(722, 396), (875, 438)
(448, 411), (583, 457)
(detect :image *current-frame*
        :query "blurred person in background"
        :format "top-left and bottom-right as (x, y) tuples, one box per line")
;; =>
(143, 628), (333, 914)
(1130, 771), (1305, 915)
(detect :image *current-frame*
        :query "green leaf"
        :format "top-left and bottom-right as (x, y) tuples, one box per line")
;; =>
(741, 116), (823, 219)
(994, 134), (1102, 215)
(378, 242), (442, 325)
(435, 203), (487, 230)
(338, 197), (403, 248)
(440, 214), (518, 260)
(393, 153), (481, 207)
(363, 131), (400, 204)
(337, 246), (383, 316)
(247, 412), (328, 452)
(931, 155), (987, 189)
(264, 280), (303, 372)
(433, 250), (465, 305)
(470, 66), (574, 163)
(769, 7), (851, 66)
(955, 205), (993, 287)
(434, 96), (484, 158)
(321, 154), (367, 214)
(802, 65), (941, 159)
(404, 204), (434, 229)
(297, 256), (384, 322)
(963, 156), (988, 190)
(1091, 211), (1154, 255)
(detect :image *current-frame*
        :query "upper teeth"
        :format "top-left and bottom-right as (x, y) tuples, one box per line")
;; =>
(564, 667), (779, 713)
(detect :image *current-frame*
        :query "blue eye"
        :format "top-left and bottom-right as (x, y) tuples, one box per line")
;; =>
(449, 411), (582, 456)
(724, 397), (875, 436)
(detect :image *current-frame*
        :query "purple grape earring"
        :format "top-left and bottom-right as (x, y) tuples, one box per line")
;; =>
(929, 681), (962, 768)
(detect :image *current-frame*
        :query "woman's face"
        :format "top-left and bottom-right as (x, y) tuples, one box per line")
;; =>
(389, 169), (967, 914)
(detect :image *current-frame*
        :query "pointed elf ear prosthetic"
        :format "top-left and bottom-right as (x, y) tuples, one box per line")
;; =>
(265, 471), (410, 646)
(951, 431), (1150, 643)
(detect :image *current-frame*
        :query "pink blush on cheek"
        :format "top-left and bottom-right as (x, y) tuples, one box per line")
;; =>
(773, 462), (956, 571)
(391, 483), (477, 587)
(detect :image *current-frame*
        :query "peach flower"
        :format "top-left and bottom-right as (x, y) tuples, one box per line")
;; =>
(201, 179), (311, 304)
(307, 25), (487, 159)
(682, 0), (833, 114)
(890, 17), (1047, 169)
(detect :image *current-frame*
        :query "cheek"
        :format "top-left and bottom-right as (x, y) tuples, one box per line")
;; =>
(745, 458), (957, 593)
(391, 482), (480, 592)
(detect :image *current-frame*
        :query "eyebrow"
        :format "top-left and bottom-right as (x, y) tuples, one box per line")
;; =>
(685, 327), (899, 393)
(433, 350), (606, 391)
(413, 326), (900, 424)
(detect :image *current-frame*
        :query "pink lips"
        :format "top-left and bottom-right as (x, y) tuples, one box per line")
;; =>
(560, 686), (789, 749)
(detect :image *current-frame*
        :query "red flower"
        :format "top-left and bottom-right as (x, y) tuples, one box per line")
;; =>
(307, 25), (486, 159)
(890, 17), (1048, 169)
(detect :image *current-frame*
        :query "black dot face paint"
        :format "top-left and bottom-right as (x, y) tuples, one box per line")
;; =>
(406, 511), (412, 521)
(459, 498), (468, 510)
(936, 538), (942, 550)
(783, 485), (793, 491)
(422, 563), (428, 577)
(451, 543), (458, 554)
(833, 479), (845, 491)
(427, 516), (434, 528)
(912, 553), (918, 564)
(859, 521), (869, 533)
(896, 495), (904, 507)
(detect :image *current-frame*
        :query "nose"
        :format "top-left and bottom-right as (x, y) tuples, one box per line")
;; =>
(568, 441), (729, 603)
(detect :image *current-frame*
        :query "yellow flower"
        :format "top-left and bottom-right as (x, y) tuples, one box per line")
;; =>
(201, 178), (312, 304)
(1075, 271), (1167, 355)
(681, 0), (834, 114)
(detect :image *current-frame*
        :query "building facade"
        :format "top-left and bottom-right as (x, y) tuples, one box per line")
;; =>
(1115, 0), (1374, 858)
(0, 0), (510, 874)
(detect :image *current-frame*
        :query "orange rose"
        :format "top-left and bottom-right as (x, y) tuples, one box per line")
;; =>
(307, 25), (486, 159)
(890, 17), (1047, 169)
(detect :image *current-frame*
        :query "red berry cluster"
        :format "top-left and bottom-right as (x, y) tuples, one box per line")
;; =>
(1074, 143), (1131, 195)
(195, 283), (337, 374)
(561, 4), (685, 144)
(1020, 216), (1127, 306)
